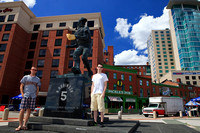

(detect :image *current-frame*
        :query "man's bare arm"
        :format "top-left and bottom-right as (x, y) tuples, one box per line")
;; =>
(20, 83), (24, 97)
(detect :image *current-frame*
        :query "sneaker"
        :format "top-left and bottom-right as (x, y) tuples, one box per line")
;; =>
(94, 122), (98, 126)
(100, 122), (105, 127)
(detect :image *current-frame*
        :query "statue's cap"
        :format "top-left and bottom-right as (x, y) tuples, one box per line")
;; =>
(78, 17), (87, 23)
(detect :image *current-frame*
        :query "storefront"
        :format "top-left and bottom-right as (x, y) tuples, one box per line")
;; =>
(105, 89), (138, 113)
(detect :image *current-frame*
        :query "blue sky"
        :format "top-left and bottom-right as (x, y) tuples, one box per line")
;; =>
(2, 0), (171, 65)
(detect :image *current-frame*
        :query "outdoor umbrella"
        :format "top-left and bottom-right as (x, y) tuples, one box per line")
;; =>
(11, 94), (22, 100)
(185, 101), (200, 106)
(191, 97), (200, 102)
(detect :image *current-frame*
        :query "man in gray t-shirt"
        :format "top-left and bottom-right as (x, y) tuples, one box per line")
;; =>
(16, 66), (41, 131)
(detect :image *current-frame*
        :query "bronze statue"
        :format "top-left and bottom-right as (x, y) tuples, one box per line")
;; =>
(66, 17), (93, 77)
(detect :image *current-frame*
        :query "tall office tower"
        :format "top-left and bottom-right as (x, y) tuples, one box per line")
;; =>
(167, 0), (200, 71)
(147, 29), (176, 83)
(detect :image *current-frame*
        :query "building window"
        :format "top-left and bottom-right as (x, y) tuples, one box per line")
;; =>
(33, 24), (40, 31)
(129, 86), (133, 91)
(186, 81), (190, 85)
(36, 70), (43, 78)
(68, 60), (73, 68)
(89, 60), (92, 68)
(42, 31), (49, 37)
(71, 40), (76, 45)
(69, 50), (74, 57)
(54, 39), (62, 46)
(0, 16), (6, 22)
(50, 70), (58, 78)
(121, 74), (124, 80)
(37, 60), (45, 67)
(56, 30), (63, 36)
(31, 33), (38, 40)
(46, 23), (53, 28)
(146, 81), (149, 86)
(140, 88), (143, 97)
(0, 54), (4, 63)
(159, 88), (162, 95)
(147, 89), (150, 97)
(87, 21), (94, 27)
(59, 22), (66, 27)
(90, 30), (94, 36)
(139, 72), (141, 75)
(5, 24), (12, 31)
(39, 49), (46, 57)
(73, 22), (78, 28)
(192, 76), (196, 80)
(140, 80), (142, 85)
(105, 72), (109, 78)
(193, 81), (197, 85)
(27, 51), (34, 59)
(7, 15), (15, 21)
(53, 49), (61, 56)
(2, 34), (9, 41)
(185, 76), (189, 80)
(113, 84), (117, 90)
(29, 42), (36, 49)
(25, 61), (32, 69)
(41, 40), (48, 47)
(171, 66), (175, 69)
(0, 44), (7, 52)
(52, 59), (59, 67)
(113, 73), (117, 79)
(129, 75), (132, 81)
(0, 25), (3, 31)
(153, 87), (156, 93)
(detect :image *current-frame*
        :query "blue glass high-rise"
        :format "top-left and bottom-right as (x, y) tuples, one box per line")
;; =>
(169, 2), (200, 71)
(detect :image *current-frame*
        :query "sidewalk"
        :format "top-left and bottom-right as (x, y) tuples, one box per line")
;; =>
(1, 111), (200, 132)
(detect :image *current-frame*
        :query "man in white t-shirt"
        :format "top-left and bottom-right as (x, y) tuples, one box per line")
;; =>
(91, 64), (108, 127)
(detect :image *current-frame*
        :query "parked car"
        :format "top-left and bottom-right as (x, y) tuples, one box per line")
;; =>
(32, 106), (44, 116)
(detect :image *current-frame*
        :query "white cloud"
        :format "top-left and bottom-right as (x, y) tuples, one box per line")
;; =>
(20, 0), (36, 8)
(144, 49), (148, 54)
(115, 18), (131, 38)
(115, 7), (170, 50)
(0, 0), (36, 8)
(114, 7), (169, 65)
(114, 49), (148, 65)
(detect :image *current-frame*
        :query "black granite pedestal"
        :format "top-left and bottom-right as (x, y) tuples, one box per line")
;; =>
(43, 73), (91, 119)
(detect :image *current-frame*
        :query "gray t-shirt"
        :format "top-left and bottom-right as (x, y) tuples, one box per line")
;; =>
(20, 75), (41, 98)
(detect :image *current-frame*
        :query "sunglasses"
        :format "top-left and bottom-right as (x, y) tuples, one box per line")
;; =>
(97, 66), (103, 68)
(31, 69), (37, 71)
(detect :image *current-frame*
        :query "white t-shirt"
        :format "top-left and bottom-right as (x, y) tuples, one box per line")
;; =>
(92, 73), (108, 94)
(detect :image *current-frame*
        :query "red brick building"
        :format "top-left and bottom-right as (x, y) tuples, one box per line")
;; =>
(102, 64), (200, 113)
(0, 1), (108, 104)
(116, 63), (151, 76)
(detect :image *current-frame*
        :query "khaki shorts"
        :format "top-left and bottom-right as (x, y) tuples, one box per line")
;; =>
(91, 93), (105, 112)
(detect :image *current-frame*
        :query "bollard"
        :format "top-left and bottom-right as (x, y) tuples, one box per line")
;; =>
(2, 108), (9, 120)
(118, 111), (122, 119)
(38, 108), (44, 117)
(197, 111), (199, 117)
(179, 111), (183, 118)
(153, 111), (157, 119)
(188, 111), (192, 117)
